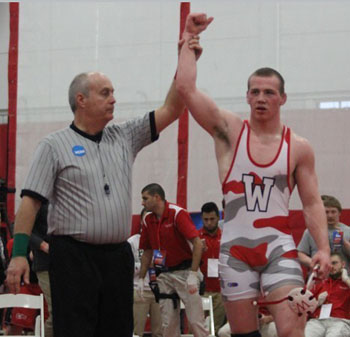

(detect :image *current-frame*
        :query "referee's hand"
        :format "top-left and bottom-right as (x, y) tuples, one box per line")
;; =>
(6, 256), (30, 294)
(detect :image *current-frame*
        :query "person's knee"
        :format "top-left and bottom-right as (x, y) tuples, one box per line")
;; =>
(231, 331), (261, 337)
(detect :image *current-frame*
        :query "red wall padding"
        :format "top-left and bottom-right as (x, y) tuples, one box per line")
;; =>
(0, 125), (8, 178)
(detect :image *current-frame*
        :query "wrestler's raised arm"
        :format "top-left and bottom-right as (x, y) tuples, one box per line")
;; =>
(176, 13), (243, 182)
(177, 13), (229, 135)
(155, 35), (203, 133)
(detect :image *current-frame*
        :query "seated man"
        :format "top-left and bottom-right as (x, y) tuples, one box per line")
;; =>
(298, 195), (350, 269)
(305, 252), (350, 336)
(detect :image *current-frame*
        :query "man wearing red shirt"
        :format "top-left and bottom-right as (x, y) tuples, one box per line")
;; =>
(199, 202), (226, 334)
(306, 252), (350, 336)
(138, 183), (209, 337)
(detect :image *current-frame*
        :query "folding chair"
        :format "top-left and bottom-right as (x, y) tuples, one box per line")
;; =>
(0, 293), (45, 337)
(180, 295), (215, 337)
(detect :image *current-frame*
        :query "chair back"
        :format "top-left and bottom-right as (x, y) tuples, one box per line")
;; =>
(0, 293), (45, 337)
(180, 295), (215, 337)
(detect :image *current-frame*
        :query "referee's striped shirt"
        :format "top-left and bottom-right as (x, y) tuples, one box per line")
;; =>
(21, 111), (158, 244)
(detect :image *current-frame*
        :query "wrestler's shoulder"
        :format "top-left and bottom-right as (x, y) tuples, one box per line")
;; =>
(290, 130), (315, 161)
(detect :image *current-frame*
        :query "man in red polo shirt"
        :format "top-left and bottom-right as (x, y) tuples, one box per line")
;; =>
(305, 252), (350, 336)
(138, 183), (209, 337)
(199, 202), (226, 334)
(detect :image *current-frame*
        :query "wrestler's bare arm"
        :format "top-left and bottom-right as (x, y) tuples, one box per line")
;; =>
(155, 36), (203, 133)
(176, 13), (243, 182)
(177, 31), (234, 138)
(293, 135), (330, 278)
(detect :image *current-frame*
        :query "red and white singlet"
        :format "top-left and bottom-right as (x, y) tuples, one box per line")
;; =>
(219, 120), (303, 301)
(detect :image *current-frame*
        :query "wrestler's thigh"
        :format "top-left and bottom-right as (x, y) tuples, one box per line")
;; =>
(219, 253), (260, 301)
(266, 285), (306, 337)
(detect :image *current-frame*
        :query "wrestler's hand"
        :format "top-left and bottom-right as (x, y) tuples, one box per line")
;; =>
(6, 256), (29, 294)
(186, 270), (199, 294)
(311, 250), (330, 279)
(185, 13), (214, 35)
(178, 35), (203, 61)
(137, 278), (145, 301)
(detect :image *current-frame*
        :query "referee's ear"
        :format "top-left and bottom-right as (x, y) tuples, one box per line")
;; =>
(76, 93), (86, 110)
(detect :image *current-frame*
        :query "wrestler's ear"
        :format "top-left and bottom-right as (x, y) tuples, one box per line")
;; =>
(280, 93), (287, 106)
(246, 91), (252, 105)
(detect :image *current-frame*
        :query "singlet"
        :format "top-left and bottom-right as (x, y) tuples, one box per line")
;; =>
(221, 120), (296, 267)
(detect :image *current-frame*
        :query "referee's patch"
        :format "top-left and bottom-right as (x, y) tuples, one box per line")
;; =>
(72, 145), (86, 157)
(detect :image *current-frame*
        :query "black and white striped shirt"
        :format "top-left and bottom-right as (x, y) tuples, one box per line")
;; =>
(22, 111), (158, 244)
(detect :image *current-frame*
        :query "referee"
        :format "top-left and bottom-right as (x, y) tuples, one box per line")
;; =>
(6, 37), (202, 337)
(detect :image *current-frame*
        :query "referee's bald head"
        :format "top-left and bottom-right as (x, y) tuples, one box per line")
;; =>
(69, 72), (90, 113)
(68, 72), (109, 113)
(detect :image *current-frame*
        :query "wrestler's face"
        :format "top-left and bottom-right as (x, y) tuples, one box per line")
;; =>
(141, 192), (158, 213)
(330, 255), (344, 277)
(202, 211), (219, 234)
(325, 206), (340, 228)
(246, 75), (286, 122)
(83, 73), (116, 126)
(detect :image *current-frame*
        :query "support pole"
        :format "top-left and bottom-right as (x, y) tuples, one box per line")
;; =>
(176, 2), (190, 209)
(7, 3), (19, 225)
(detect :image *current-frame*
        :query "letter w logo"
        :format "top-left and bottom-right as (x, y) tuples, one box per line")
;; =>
(242, 174), (275, 212)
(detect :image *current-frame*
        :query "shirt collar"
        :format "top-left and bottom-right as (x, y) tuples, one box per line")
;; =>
(161, 201), (170, 220)
(70, 122), (103, 143)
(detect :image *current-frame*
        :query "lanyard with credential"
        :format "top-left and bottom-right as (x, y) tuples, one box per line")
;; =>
(157, 220), (161, 251)
(153, 218), (166, 268)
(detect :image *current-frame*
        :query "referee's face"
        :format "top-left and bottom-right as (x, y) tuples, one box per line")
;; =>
(85, 73), (116, 127)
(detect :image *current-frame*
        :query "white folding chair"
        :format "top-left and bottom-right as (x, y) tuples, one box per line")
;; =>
(0, 293), (45, 337)
(180, 295), (215, 337)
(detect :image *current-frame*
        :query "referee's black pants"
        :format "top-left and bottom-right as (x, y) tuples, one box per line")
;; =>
(49, 235), (134, 337)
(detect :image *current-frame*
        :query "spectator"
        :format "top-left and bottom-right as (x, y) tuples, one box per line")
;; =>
(138, 183), (208, 337)
(298, 195), (350, 269)
(199, 202), (226, 334)
(305, 252), (350, 336)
